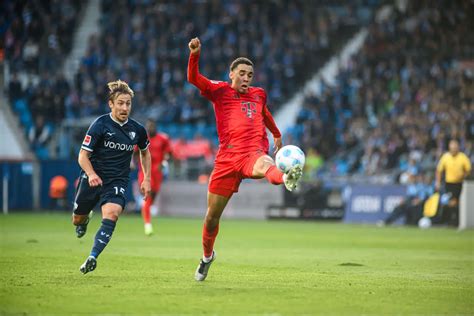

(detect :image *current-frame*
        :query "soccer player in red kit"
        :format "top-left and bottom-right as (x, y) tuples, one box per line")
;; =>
(136, 119), (171, 235)
(187, 37), (303, 281)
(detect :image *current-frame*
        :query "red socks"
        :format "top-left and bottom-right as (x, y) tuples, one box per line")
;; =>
(141, 197), (152, 224)
(202, 224), (219, 258)
(265, 165), (284, 185)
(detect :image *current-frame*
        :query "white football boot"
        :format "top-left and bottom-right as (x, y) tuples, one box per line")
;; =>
(195, 251), (216, 281)
(283, 165), (303, 192)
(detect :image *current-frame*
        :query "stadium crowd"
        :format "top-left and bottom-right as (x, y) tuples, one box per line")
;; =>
(3, 0), (82, 75)
(3, 0), (82, 158)
(4, 0), (377, 159)
(74, 0), (369, 124)
(4, 0), (472, 186)
(296, 0), (474, 181)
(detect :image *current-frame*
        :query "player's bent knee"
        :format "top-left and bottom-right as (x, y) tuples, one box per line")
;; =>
(101, 203), (123, 221)
(205, 211), (220, 222)
(253, 155), (275, 177)
(102, 211), (120, 221)
(205, 217), (219, 230)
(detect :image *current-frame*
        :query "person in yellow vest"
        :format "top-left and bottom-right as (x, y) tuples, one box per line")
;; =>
(435, 139), (472, 224)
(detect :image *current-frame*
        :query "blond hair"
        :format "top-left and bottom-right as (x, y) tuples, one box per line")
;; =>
(107, 79), (134, 101)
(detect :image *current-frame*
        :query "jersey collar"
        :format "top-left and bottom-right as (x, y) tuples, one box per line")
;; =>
(109, 113), (128, 126)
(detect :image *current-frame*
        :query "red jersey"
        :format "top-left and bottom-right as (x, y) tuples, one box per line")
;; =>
(138, 132), (171, 174)
(188, 53), (281, 154)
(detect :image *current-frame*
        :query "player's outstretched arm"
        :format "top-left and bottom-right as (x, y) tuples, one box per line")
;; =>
(78, 149), (103, 187)
(187, 37), (212, 91)
(139, 148), (152, 200)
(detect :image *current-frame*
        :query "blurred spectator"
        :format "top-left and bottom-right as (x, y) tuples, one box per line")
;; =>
(304, 147), (324, 180)
(49, 175), (69, 210)
(399, 158), (419, 184)
(170, 134), (214, 179)
(378, 173), (433, 226)
(28, 115), (51, 150)
(7, 72), (23, 103)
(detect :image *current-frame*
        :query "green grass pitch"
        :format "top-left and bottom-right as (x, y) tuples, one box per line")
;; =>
(1, 213), (473, 315)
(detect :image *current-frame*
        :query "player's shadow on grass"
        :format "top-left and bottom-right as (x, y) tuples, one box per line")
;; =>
(338, 262), (364, 267)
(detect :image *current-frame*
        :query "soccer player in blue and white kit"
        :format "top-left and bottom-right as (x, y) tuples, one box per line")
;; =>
(72, 80), (152, 274)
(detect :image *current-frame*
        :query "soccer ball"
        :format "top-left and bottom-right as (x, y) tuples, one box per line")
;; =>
(418, 217), (432, 229)
(275, 145), (305, 173)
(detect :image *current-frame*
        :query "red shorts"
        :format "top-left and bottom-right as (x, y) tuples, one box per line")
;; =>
(138, 170), (163, 193)
(208, 150), (266, 198)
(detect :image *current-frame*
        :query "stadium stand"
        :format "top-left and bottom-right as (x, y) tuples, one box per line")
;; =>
(7, 0), (472, 189)
(71, 0), (377, 139)
(3, 0), (83, 74)
(2, 0), (84, 159)
(293, 0), (474, 183)
(4, 0), (381, 162)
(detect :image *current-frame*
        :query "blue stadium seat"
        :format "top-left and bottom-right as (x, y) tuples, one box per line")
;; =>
(36, 146), (50, 160)
(20, 111), (33, 130)
(14, 99), (27, 113)
(182, 124), (195, 140)
(167, 123), (180, 138)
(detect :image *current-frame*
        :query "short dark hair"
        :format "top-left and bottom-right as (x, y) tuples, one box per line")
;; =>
(230, 57), (254, 71)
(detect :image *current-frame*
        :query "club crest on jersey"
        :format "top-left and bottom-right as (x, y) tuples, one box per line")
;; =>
(241, 101), (257, 119)
(128, 131), (136, 140)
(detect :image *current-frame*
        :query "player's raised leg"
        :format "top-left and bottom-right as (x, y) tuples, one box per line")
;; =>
(195, 192), (230, 281)
(80, 202), (122, 274)
(252, 154), (284, 184)
(251, 154), (303, 191)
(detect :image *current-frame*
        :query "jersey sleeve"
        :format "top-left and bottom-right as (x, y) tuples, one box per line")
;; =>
(262, 91), (281, 138)
(137, 125), (150, 151)
(187, 52), (225, 101)
(436, 154), (446, 172)
(463, 154), (472, 174)
(81, 119), (103, 152)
